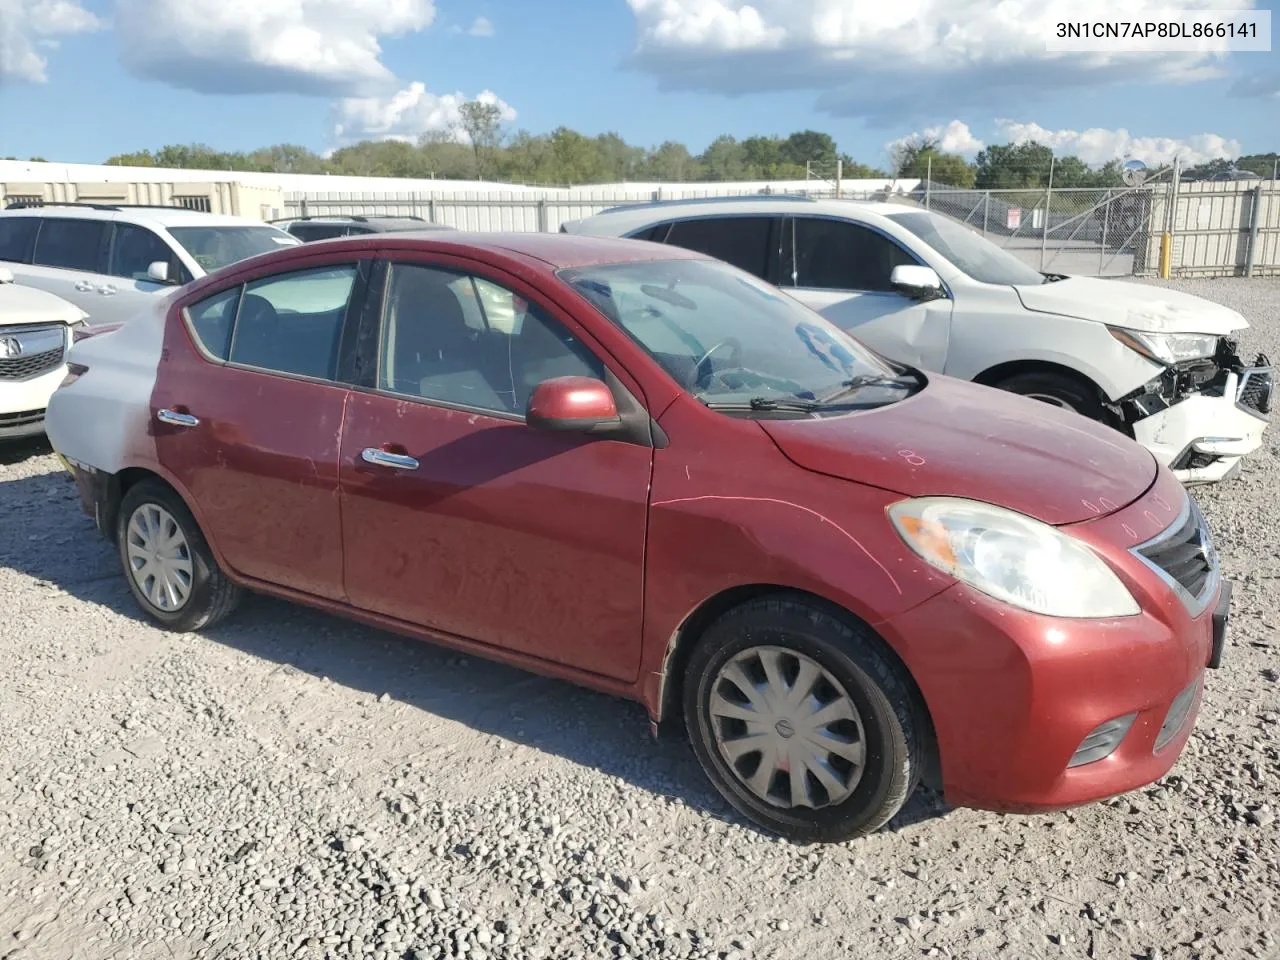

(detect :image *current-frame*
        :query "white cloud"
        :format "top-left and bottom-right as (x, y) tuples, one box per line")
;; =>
(115, 0), (437, 96)
(886, 120), (985, 160)
(331, 82), (516, 145)
(468, 15), (494, 37)
(625, 0), (1255, 118)
(995, 119), (1241, 167)
(0, 0), (102, 83)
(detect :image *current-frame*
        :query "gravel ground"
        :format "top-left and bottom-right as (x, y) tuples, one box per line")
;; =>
(2, 277), (1279, 960)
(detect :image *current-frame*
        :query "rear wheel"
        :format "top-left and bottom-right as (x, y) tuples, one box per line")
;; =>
(994, 370), (1107, 422)
(117, 479), (242, 632)
(683, 597), (924, 843)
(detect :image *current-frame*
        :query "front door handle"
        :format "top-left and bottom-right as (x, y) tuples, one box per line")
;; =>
(99, 284), (117, 296)
(362, 447), (419, 470)
(74, 281), (95, 292)
(157, 408), (199, 427)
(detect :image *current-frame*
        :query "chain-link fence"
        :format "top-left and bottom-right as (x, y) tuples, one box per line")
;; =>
(912, 181), (1157, 276)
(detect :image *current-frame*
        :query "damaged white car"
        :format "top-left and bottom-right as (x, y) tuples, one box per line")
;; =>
(563, 197), (1272, 483)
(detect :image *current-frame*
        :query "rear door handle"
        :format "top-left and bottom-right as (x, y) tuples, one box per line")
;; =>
(157, 408), (199, 427)
(99, 284), (117, 296)
(74, 281), (95, 292)
(362, 448), (419, 470)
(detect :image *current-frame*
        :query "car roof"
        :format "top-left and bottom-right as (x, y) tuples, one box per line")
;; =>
(373, 231), (710, 269)
(568, 196), (908, 234)
(0, 205), (286, 230)
(284, 216), (449, 232)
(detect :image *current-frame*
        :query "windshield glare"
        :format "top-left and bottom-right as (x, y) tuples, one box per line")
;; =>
(559, 258), (897, 406)
(886, 211), (1045, 286)
(167, 226), (300, 274)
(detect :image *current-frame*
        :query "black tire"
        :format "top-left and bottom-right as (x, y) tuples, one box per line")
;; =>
(116, 479), (243, 632)
(683, 596), (924, 844)
(994, 370), (1107, 421)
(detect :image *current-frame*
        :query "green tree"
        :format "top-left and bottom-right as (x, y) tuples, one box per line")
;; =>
(699, 135), (748, 181)
(974, 141), (1055, 188)
(458, 100), (505, 179)
(640, 140), (699, 181)
(891, 136), (975, 187)
(782, 130), (838, 167)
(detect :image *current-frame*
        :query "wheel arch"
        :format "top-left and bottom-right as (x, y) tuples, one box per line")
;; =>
(973, 357), (1105, 397)
(653, 584), (941, 786)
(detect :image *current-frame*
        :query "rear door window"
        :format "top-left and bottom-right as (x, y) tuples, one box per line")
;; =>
(228, 264), (359, 380)
(32, 218), (108, 271)
(660, 216), (775, 278)
(0, 217), (39, 262)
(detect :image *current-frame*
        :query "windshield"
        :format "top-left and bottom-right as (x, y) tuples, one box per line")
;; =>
(886, 211), (1046, 286)
(559, 258), (907, 410)
(167, 226), (300, 274)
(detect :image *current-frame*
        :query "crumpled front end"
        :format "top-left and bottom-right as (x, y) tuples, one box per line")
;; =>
(1113, 336), (1272, 483)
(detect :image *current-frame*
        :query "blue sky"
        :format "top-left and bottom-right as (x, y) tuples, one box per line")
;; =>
(0, 0), (1277, 170)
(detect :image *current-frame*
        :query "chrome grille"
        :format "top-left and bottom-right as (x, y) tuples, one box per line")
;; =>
(0, 325), (66, 381)
(1131, 496), (1218, 614)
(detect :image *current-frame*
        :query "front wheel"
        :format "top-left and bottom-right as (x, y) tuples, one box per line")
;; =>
(683, 597), (924, 843)
(994, 370), (1107, 422)
(117, 479), (243, 632)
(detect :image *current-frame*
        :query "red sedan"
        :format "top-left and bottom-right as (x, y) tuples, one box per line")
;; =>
(46, 232), (1229, 842)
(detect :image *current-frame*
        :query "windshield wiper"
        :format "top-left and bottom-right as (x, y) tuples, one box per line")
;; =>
(703, 397), (822, 413)
(813, 373), (919, 405)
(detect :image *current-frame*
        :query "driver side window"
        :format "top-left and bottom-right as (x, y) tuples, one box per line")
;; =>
(378, 264), (604, 417)
(785, 217), (917, 293)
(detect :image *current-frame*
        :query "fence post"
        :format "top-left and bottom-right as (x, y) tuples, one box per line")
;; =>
(835, 159), (842, 199)
(537, 199), (548, 233)
(1099, 193), (1109, 275)
(1040, 156), (1054, 271)
(300, 197), (308, 218)
(982, 192), (989, 236)
(925, 156), (931, 210)
(1245, 183), (1264, 277)
(427, 198), (437, 223)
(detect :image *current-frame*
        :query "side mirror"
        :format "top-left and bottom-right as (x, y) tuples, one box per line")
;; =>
(527, 376), (621, 434)
(890, 264), (945, 300)
(146, 260), (172, 284)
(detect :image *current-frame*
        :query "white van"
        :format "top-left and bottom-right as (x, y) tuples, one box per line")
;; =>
(563, 196), (1272, 483)
(0, 202), (300, 328)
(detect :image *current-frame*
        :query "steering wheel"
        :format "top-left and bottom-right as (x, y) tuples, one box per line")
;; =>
(694, 337), (744, 385)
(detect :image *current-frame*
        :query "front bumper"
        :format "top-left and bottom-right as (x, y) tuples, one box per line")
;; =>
(1118, 342), (1271, 484)
(0, 364), (66, 440)
(880, 467), (1224, 812)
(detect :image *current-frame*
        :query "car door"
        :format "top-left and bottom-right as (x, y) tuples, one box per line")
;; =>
(151, 256), (371, 601)
(104, 221), (191, 317)
(15, 217), (123, 323)
(781, 216), (953, 370)
(338, 256), (652, 682)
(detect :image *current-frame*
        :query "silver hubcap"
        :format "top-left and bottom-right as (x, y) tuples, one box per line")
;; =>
(125, 504), (193, 611)
(1024, 392), (1072, 409)
(708, 646), (866, 810)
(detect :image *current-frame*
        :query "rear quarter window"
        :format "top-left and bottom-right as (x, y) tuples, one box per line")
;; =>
(32, 218), (108, 271)
(0, 217), (39, 262)
(184, 286), (241, 360)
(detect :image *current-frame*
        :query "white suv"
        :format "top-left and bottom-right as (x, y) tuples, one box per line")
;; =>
(0, 202), (301, 328)
(563, 196), (1273, 483)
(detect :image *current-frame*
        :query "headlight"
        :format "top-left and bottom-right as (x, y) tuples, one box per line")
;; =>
(1109, 327), (1218, 365)
(888, 497), (1140, 618)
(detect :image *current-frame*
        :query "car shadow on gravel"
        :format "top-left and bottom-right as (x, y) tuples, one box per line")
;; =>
(0, 435), (52, 466)
(0, 467), (950, 838)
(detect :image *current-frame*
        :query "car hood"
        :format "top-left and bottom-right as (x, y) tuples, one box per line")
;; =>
(0, 281), (87, 327)
(759, 376), (1157, 526)
(1013, 276), (1247, 335)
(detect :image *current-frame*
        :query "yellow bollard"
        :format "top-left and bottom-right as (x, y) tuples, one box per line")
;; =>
(1159, 233), (1172, 279)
